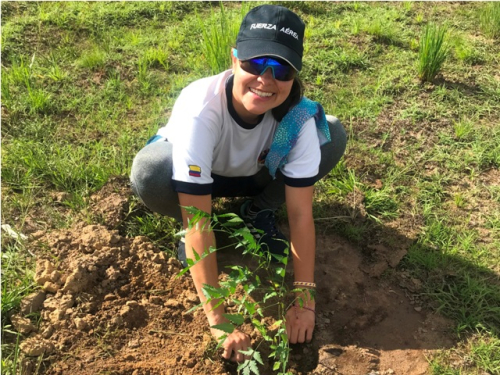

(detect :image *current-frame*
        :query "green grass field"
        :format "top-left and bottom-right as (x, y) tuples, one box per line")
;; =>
(2, 2), (499, 374)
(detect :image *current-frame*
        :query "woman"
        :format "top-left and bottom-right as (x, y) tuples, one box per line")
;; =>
(131, 5), (347, 363)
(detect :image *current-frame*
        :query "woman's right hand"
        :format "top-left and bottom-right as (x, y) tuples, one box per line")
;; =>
(211, 326), (252, 363)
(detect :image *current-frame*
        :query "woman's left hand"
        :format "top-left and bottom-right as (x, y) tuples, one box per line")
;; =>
(285, 305), (315, 344)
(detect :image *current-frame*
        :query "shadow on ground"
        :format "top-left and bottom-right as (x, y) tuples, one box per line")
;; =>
(215, 196), (500, 375)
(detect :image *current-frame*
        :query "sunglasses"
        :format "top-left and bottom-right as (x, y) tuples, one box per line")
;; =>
(233, 49), (296, 82)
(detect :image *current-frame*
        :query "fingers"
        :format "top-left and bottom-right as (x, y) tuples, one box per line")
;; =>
(285, 306), (315, 344)
(306, 326), (313, 342)
(221, 330), (251, 363)
(222, 345), (232, 361)
(234, 347), (245, 363)
(289, 325), (299, 344)
(297, 328), (306, 344)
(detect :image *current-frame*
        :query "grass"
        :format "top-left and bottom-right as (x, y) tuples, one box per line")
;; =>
(1, 1), (499, 374)
(1, 241), (36, 316)
(479, 2), (500, 39)
(195, 2), (249, 75)
(418, 23), (449, 82)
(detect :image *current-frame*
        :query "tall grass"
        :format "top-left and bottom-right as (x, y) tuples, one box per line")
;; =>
(197, 3), (249, 75)
(479, 2), (500, 39)
(418, 23), (449, 82)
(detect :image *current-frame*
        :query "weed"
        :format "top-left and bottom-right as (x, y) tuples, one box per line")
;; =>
(26, 88), (52, 114)
(415, 12), (424, 25)
(142, 47), (169, 70)
(452, 193), (466, 209)
(350, 18), (361, 36)
(362, 18), (399, 45)
(78, 47), (107, 70)
(403, 1), (413, 14)
(137, 58), (152, 94)
(418, 23), (449, 82)
(453, 117), (474, 141)
(452, 36), (484, 65)
(46, 64), (69, 82)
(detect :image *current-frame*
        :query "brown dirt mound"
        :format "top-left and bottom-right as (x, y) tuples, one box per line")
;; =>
(23, 223), (228, 375)
(13, 181), (456, 375)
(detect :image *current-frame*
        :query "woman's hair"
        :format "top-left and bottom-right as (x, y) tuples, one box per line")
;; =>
(272, 76), (304, 122)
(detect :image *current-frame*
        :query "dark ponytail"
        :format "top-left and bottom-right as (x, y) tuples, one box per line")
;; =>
(272, 76), (304, 122)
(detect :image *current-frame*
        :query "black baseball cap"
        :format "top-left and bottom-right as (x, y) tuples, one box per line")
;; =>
(236, 5), (305, 71)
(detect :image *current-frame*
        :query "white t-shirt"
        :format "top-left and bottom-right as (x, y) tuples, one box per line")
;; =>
(156, 70), (321, 195)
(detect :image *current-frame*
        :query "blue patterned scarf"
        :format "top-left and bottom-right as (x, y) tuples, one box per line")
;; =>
(265, 97), (331, 178)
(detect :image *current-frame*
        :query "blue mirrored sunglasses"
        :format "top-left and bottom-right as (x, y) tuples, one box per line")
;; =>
(233, 49), (296, 81)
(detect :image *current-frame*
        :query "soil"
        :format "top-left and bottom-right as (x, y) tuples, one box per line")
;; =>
(12, 178), (456, 375)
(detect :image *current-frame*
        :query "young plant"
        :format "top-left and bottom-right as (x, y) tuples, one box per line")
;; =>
(418, 23), (449, 82)
(177, 207), (307, 375)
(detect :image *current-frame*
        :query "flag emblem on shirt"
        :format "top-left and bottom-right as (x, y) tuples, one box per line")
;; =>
(188, 165), (201, 177)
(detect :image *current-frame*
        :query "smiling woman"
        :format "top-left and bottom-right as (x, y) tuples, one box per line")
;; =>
(130, 4), (347, 364)
(231, 50), (295, 123)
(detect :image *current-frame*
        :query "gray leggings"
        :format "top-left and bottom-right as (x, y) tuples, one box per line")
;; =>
(130, 116), (347, 221)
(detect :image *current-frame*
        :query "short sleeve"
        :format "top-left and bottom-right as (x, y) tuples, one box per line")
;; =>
(280, 117), (321, 187)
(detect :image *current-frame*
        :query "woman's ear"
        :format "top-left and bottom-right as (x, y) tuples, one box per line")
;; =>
(231, 48), (238, 72)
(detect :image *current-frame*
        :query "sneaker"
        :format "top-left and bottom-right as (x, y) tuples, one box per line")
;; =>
(240, 200), (289, 262)
(177, 237), (188, 268)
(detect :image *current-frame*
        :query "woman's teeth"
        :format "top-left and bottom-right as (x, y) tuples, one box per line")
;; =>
(250, 88), (273, 97)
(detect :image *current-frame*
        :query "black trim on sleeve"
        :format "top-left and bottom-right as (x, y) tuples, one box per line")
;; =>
(172, 180), (212, 195)
(283, 175), (317, 188)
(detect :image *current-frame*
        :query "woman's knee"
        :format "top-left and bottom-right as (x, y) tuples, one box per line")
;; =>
(131, 142), (172, 188)
(130, 141), (178, 215)
(317, 116), (347, 178)
(326, 115), (347, 154)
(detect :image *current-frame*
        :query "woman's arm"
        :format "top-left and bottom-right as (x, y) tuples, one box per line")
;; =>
(284, 185), (316, 343)
(178, 193), (251, 362)
(178, 193), (221, 319)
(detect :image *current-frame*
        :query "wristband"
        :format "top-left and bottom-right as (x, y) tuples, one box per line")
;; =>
(293, 281), (316, 289)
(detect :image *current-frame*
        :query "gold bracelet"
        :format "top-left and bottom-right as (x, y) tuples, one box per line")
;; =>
(293, 281), (316, 289)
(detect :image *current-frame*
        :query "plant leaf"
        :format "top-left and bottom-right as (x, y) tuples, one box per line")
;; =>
(211, 322), (234, 334)
(263, 291), (277, 302)
(223, 313), (245, 325)
(249, 360), (260, 375)
(253, 351), (264, 365)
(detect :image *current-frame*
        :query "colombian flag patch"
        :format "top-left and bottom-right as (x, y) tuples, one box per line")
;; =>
(188, 165), (201, 177)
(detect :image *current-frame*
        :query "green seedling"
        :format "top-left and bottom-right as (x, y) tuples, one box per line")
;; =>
(177, 207), (312, 374)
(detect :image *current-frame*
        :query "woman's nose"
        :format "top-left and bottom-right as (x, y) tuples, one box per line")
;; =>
(258, 67), (275, 81)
